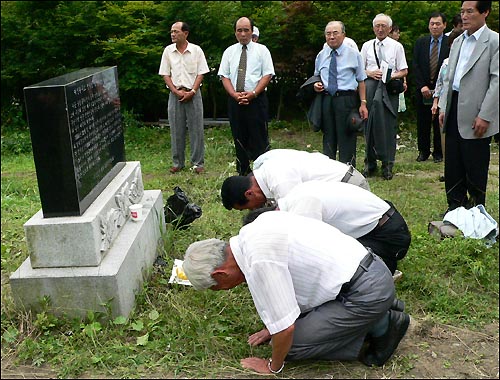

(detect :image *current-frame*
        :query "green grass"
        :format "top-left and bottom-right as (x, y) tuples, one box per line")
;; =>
(1, 119), (499, 378)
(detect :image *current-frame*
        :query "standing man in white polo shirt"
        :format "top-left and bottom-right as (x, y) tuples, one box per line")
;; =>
(218, 17), (275, 176)
(159, 21), (209, 174)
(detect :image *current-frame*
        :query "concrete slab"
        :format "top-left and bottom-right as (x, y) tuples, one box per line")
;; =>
(9, 190), (165, 319)
(24, 161), (144, 268)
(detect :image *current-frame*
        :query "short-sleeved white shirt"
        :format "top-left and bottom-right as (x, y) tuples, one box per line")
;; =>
(360, 37), (408, 73)
(230, 211), (367, 334)
(158, 42), (209, 89)
(252, 151), (350, 201)
(218, 41), (275, 91)
(277, 181), (390, 238)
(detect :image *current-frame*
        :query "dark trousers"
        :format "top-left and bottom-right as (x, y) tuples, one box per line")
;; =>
(445, 91), (491, 210)
(416, 92), (442, 157)
(228, 94), (270, 175)
(321, 93), (358, 167)
(357, 202), (411, 274)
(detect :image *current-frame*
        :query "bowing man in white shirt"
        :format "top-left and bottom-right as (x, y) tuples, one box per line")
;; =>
(183, 211), (410, 374)
(221, 148), (369, 211)
(243, 180), (411, 276)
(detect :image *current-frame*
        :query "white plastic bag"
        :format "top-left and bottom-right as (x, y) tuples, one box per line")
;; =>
(168, 259), (192, 286)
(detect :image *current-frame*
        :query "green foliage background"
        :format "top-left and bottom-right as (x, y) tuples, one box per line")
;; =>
(2, 1), (499, 123)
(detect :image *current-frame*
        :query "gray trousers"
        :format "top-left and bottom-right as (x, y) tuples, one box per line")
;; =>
(364, 79), (399, 170)
(286, 252), (395, 362)
(167, 91), (204, 168)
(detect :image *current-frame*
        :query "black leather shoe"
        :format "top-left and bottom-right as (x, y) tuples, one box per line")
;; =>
(433, 154), (443, 163)
(361, 310), (410, 367)
(391, 298), (405, 312)
(416, 152), (429, 162)
(382, 169), (393, 180)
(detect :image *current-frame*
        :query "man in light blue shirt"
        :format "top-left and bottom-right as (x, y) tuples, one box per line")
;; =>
(313, 21), (368, 168)
(218, 17), (275, 176)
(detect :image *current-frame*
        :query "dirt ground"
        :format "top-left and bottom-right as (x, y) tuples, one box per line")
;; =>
(2, 316), (498, 379)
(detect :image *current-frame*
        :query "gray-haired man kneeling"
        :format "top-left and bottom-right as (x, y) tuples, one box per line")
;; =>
(183, 211), (410, 374)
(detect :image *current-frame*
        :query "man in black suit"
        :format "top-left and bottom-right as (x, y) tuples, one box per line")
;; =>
(413, 12), (450, 163)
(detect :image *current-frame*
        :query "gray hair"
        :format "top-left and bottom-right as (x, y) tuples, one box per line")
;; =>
(183, 239), (227, 290)
(325, 21), (346, 34)
(373, 13), (393, 28)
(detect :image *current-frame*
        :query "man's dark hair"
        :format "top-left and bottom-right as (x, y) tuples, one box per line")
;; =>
(390, 23), (400, 33)
(233, 17), (254, 31)
(220, 176), (252, 210)
(452, 13), (462, 27)
(242, 205), (278, 226)
(429, 11), (447, 24)
(174, 21), (190, 32)
(462, 1), (492, 15)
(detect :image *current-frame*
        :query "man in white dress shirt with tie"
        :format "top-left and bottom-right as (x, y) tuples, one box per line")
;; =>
(183, 211), (410, 374)
(360, 13), (408, 180)
(218, 17), (275, 176)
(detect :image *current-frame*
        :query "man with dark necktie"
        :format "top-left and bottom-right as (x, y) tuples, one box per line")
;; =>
(413, 12), (449, 163)
(360, 13), (408, 180)
(312, 21), (368, 168)
(218, 17), (275, 176)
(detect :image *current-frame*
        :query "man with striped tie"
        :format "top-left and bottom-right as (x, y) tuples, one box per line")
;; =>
(413, 12), (449, 163)
(218, 17), (275, 176)
(312, 21), (368, 168)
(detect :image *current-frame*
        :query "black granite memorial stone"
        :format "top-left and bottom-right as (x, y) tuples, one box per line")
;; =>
(24, 67), (125, 218)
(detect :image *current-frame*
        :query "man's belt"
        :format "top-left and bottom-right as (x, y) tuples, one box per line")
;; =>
(377, 206), (395, 228)
(341, 164), (355, 183)
(338, 250), (375, 295)
(177, 86), (192, 91)
(327, 89), (356, 97)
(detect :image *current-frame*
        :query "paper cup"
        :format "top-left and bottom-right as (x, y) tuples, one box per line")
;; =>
(129, 204), (143, 221)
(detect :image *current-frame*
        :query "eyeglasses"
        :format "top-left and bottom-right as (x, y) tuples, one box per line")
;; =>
(325, 31), (341, 37)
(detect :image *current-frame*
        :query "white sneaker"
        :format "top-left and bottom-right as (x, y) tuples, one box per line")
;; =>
(393, 270), (403, 283)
